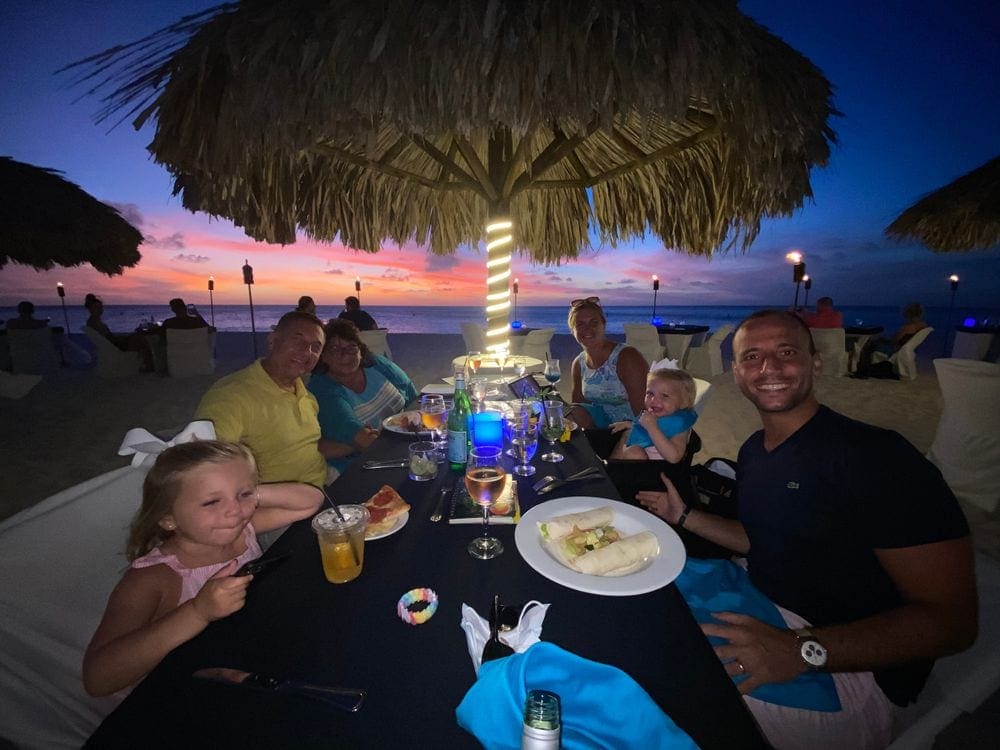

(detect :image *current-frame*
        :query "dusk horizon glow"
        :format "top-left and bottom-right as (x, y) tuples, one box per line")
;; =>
(2, 0), (998, 311)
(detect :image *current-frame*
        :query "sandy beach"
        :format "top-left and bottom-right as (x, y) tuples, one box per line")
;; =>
(2, 331), (997, 557)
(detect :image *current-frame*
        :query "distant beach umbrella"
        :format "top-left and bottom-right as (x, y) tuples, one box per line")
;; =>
(69, 0), (836, 347)
(0, 156), (142, 275)
(886, 155), (1000, 252)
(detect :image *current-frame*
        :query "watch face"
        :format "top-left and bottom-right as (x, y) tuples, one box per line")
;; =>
(800, 639), (828, 668)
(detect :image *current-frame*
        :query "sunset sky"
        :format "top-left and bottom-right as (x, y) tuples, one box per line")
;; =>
(2, 0), (998, 309)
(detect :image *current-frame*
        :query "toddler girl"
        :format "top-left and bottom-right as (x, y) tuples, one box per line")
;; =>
(83, 440), (322, 697)
(611, 368), (697, 462)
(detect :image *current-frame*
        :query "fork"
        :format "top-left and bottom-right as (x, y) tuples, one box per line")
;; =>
(536, 467), (603, 495)
(531, 466), (600, 493)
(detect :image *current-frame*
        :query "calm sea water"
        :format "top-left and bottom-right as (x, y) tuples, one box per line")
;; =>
(8, 303), (998, 343)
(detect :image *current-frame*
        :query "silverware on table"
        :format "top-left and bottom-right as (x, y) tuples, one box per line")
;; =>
(192, 668), (365, 712)
(535, 467), (603, 496)
(429, 480), (454, 522)
(362, 459), (407, 470)
(532, 466), (601, 493)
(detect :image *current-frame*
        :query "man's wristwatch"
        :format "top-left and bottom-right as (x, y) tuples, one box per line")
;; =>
(793, 627), (828, 670)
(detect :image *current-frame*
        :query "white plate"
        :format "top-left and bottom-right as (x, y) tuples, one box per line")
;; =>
(382, 411), (432, 436)
(515, 497), (685, 596)
(420, 383), (454, 395)
(366, 511), (409, 540)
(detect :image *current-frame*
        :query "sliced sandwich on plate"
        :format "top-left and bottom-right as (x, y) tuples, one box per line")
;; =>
(538, 506), (659, 577)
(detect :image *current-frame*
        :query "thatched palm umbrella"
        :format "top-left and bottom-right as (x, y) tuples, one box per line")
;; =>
(73, 0), (835, 350)
(886, 155), (1000, 252)
(0, 157), (142, 275)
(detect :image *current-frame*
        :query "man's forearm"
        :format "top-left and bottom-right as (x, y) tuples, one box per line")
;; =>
(683, 508), (749, 555)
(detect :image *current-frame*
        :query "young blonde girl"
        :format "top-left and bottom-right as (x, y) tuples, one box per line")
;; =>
(611, 368), (697, 462)
(83, 440), (322, 697)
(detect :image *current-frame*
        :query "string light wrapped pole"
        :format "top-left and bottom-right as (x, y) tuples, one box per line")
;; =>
(484, 217), (513, 359)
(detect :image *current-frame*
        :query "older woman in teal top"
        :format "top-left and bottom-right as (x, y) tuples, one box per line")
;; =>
(308, 320), (418, 472)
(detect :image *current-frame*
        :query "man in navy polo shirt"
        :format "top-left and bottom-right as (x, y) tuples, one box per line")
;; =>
(640, 310), (976, 748)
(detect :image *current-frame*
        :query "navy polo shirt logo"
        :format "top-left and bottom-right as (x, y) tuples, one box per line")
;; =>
(786, 481), (800, 489)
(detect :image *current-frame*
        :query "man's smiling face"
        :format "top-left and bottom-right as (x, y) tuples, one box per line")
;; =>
(732, 314), (821, 415)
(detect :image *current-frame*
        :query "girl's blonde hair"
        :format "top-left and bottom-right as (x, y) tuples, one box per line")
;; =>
(648, 368), (696, 410)
(126, 441), (258, 561)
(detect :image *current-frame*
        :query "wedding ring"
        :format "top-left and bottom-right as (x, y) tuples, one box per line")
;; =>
(736, 660), (746, 674)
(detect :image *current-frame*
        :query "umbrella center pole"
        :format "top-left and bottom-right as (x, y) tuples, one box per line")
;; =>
(484, 215), (513, 359)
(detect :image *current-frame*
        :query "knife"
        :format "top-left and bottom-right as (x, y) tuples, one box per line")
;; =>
(193, 668), (365, 712)
(535, 468), (603, 495)
(362, 459), (407, 469)
(429, 478), (454, 522)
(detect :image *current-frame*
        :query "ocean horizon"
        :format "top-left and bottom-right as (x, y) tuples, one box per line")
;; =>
(7, 303), (997, 350)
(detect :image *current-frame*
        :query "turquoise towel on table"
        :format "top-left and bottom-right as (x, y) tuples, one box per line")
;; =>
(674, 558), (841, 712)
(456, 642), (697, 750)
(626, 409), (697, 449)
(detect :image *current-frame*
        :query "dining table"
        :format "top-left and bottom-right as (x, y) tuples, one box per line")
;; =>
(86, 426), (766, 749)
(655, 324), (710, 364)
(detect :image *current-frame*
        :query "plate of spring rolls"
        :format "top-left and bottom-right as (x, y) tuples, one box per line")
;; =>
(514, 497), (686, 596)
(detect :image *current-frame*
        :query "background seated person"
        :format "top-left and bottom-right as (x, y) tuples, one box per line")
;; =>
(798, 296), (843, 328)
(855, 301), (928, 377)
(84, 293), (154, 371)
(6, 300), (49, 329)
(308, 319), (417, 473)
(610, 367), (698, 462)
(295, 295), (317, 315)
(337, 295), (378, 331)
(567, 297), (648, 457)
(160, 298), (209, 332)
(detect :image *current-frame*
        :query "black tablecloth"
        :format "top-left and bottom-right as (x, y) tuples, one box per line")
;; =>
(844, 325), (884, 336)
(87, 431), (765, 749)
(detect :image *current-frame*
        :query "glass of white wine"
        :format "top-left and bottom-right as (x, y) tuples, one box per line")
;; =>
(467, 350), (482, 377)
(466, 445), (507, 559)
(539, 400), (565, 463)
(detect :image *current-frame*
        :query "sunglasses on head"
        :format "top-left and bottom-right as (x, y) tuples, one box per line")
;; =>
(570, 296), (601, 308)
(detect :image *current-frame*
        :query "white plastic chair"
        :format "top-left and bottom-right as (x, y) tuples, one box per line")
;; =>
(873, 327), (933, 380)
(82, 327), (140, 377)
(927, 358), (1000, 512)
(460, 322), (489, 353)
(358, 328), (392, 360)
(623, 323), (663, 366)
(684, 325), (732, 379)
(7, 328), (59, 374)
(808, 328), (848, 376)
(166, 328), (216, 377)
(511, 327), (554, 361)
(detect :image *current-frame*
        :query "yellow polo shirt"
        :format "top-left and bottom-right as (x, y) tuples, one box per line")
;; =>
(195, 360), (327, 487)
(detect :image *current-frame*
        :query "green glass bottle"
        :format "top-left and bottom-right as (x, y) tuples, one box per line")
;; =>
(447, 371), (472, 471)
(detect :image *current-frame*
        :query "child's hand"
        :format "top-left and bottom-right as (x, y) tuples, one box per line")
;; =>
(638, 409), (658, 431)
(609, 420), (632, 435)
(191, 560), (250, 623)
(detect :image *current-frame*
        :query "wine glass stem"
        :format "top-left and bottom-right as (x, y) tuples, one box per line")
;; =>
(481, 504), (490, 540)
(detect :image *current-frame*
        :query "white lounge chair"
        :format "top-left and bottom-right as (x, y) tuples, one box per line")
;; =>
(510, 327), (554, 362)
(873, 327), (933, 380)
(684, 325), (733, 379)
(358, 328), (393, 360)
(927, 358), (1000, 513)
(82, 327), (140, 377)
(7, 327), (60, 374)
(809, 327), (848, 376)
(166, 328), (216, 377)
(623, 323), (663, 367)
(460, 322), (489, 354)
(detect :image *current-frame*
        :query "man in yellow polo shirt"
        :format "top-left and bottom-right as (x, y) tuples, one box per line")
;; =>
(196, 311), (330, 489)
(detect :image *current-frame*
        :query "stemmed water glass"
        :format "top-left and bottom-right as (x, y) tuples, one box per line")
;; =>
(469, 376), (488, 409)
(466, 350), (482, 378)
(510, 412), (538, 477)
(419, 394), (447, 461)
(466, 445), (507, 559)
(539, 400), (565, 463)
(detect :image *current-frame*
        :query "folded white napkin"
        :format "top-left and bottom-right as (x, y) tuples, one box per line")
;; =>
(420, 383), (455, 395)
(460, 601), (550, 675)
(650, 357), (680, 370)
(118, 420), (217, 467)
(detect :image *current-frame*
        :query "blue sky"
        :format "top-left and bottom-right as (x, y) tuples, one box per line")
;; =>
(2, 0), (998, 308)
